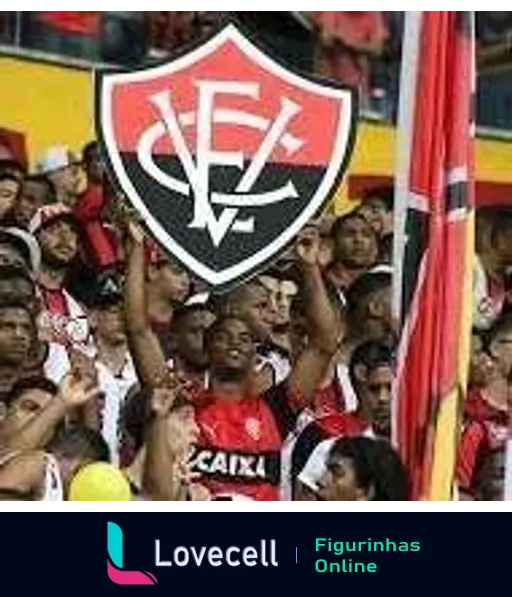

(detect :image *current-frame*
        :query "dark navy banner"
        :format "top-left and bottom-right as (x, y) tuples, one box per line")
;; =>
(0, 514), (504, 596)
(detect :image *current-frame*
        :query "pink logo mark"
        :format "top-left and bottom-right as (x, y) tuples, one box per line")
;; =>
(107, 522), (157, 586)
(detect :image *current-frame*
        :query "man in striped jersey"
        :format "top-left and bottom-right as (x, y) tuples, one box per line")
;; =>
(286, 339), (394, 500)
(457, 320), (511, 499)
(30, 204), (90, 349)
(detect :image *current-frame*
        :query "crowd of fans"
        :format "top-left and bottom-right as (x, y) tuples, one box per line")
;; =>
(0, 11), (400, 113)
(0, 11), (510, 501)
(0, 133), (509, 501)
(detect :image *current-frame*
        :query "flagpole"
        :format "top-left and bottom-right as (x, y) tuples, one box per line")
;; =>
(391, 11), (421, 449)
(392, 10), (421, 328)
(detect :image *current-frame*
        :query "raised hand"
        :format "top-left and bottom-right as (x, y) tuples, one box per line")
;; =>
(150, 371), (194, 419)
(126, 220), (146, 246)
(150, 387), (178, 420)
(295, 224), (322, 267)
(57, 372), (100, 408)
(172, 454), (210, 501)
(68, 345), (98, 389)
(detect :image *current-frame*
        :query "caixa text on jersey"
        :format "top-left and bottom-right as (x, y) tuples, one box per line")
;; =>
(190, 448), (280, 482)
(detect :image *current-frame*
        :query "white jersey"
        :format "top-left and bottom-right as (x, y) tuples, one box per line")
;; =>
(255, 349), (291, 386)
(96, 358), (138, 465)
(43, 345), (138, 465)
(41, 454), (64, 501)
(279, 365), (358, 501)
(44, 342), (71, 384)
(37, 286), (91, 347)
(335, 363), (358, 413)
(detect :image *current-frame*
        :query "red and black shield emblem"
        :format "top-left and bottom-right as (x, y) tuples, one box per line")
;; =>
(97, 22), (357, 291)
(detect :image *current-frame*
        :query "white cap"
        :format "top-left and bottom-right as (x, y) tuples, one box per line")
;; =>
(186, 292), (211, 306)
(0, 227), (41, 274)
(37, 146), (79, 175)
(28, 203), (77, 236)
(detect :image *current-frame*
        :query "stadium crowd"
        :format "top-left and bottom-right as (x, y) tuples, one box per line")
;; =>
(0, 11), (510, 501)
(0, 136), (508, 501)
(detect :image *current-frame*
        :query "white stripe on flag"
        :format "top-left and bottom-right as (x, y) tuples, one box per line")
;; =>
(392, 11), (422, 325)
(408, 192), (430, 213)
(447, 166), (468, 186)
(446, 208), (469, 223)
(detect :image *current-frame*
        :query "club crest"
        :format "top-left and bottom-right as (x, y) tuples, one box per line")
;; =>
(97, 22), (356, 291)
(245, 417), (262, 442)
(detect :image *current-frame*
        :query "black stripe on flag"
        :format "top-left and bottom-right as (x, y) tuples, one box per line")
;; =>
(445, 181), (469, 213)
(399, 208), (429, 330)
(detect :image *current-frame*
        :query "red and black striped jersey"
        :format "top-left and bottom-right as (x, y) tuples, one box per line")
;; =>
(457, 389), (508, 493)
(190, 383), (301, 501)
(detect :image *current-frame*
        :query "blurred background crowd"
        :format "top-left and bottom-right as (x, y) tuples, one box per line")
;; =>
(1, 11), (512, 128)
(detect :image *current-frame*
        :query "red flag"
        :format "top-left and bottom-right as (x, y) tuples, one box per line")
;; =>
(392, 12), (475, 500)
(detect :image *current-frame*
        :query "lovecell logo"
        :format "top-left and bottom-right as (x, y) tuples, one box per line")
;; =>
(107, 522), (158, 586)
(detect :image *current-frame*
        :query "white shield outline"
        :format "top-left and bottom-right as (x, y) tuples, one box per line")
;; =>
(98, 23), (356, 290)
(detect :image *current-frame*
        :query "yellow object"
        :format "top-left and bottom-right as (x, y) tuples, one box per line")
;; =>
(0, 54), (94, 166)
(69, 462), (132, 501)
(429, 211), (475, 501)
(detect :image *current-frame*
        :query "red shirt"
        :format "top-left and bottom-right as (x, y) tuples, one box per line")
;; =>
(37, 8), (100, 35)
(74, 184), (117, 270)
(39, 12), (100, 36)
(190, 384), (301, 501)
(457, 389), (508, 492)
(312, 378), (346, 416)
(314, 12), (387, 49)
(39, 285), (68, 317)
(313, 12), (387, 95)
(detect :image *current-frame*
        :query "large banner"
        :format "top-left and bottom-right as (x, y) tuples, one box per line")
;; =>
(96, 22), (356, 291)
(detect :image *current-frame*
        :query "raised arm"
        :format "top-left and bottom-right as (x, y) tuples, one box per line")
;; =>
(142, 388), (179, 500)
(1, 374), (98, 452)
(124, 223), (168, 389)
(142, 384), (203, 501)
(287, 226), (340, 401)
